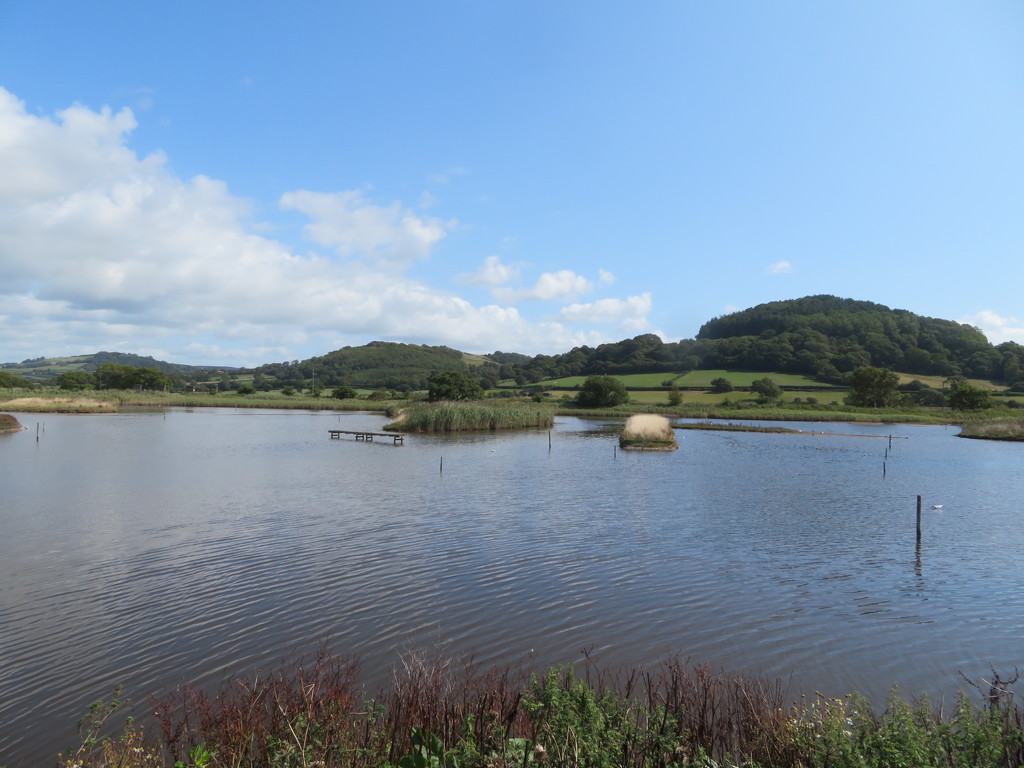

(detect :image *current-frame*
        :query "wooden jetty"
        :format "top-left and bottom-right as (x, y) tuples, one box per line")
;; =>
(329, 429), (405, 445)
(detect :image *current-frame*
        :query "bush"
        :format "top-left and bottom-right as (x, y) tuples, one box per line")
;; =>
(710, 377), (733, 393)
(575, 375), (629, 408)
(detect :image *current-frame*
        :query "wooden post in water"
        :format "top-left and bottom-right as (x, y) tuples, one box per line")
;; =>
(548, 430), (552, 451)
(440, 456), (443, 475)
(916, 495), (923, 544)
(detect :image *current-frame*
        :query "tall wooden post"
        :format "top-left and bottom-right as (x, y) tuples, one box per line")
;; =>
(916, 495), (923, 544)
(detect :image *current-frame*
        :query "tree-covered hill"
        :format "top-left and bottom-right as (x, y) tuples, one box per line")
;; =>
(251, 341), (500, 392)
(495, 296), (1024, 386)
(0, 351), (235, 383)
(696, 295), (1020, 382)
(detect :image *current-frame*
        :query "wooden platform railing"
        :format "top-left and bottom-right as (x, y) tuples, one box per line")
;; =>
(328, 429), (405, 445)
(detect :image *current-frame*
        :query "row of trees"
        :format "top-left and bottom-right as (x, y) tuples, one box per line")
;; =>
(56, 364), (171, 391)
(846, 366), (993, 410)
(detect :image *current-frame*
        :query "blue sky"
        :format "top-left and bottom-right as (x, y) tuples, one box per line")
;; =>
(1, 1), (1023, 366)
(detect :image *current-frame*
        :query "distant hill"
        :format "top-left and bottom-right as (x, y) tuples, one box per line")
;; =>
(250, 341), (500, 392)
(695, 294), (1019, 382)
(0, 351), (236, 384)
(493, 296), (1024, 386)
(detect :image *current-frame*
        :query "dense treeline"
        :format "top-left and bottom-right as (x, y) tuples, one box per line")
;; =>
(497, 296), (1024, 386)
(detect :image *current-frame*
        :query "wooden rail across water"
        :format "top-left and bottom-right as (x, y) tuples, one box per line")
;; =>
(329, 429), (405, 445)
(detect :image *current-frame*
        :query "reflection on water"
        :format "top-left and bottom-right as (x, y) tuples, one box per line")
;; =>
(1, 411), (1022, 765)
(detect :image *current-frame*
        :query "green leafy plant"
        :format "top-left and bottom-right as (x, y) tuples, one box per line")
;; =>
(396, 727), (463, 768)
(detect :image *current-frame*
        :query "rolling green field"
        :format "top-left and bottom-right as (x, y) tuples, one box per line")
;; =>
(535, 370), (837, 389)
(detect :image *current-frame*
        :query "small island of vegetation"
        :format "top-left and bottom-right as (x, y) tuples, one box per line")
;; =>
(386, 401), (554, 433)
(0, 413), (22, 433)
(619, 414), (678, 450)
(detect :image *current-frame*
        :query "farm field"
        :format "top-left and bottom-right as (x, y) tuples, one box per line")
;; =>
(534, 370), (837, 389)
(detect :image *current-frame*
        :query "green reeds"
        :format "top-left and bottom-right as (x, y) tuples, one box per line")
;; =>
(387, 401), (554, 432)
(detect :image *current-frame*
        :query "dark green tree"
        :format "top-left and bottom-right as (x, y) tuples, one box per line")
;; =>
(133, 367), (171, 391)
(0, 370), (33, 388)
(57, 371), (94, 390)
(94, 363), (138, 389)
(750, 377), (782, 402)
(948, 383), (991, 411)
(710, 377), (733, 393)
(331, 386), (358, 400)
(846, 366), (900, 407)
(575, 375), (629, 408)
(667, 386), (683, 406)
(428, 370), (484, 402)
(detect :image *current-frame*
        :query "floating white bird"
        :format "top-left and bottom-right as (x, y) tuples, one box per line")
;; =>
(931, 504), (944, 510)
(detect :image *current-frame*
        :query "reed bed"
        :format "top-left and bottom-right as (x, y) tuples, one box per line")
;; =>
(61, 650), (1024, 768)
(387, 401), (554, 432)
(958, 418), (1024, 441)
(619, 414), (678, 450)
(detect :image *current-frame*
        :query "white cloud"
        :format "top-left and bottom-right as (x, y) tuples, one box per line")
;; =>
(598, 269), (616, 285)
(558, 293), (652, 330)
(459, 255), (520, 286)
(960, 310), (1024, 345)
(767, 260), (793, 274)
(0, 87), (651, 364)
(494, 270), (593, 302)
(279, 188), (453, 265)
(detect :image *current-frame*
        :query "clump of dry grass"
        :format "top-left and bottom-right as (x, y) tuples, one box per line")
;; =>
(619, 414), (678, 450)
(0, 413), (23, 432)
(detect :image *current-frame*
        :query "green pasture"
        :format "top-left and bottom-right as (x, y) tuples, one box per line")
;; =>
(625, 389), (843, 406)
(536, 370), (837, 389)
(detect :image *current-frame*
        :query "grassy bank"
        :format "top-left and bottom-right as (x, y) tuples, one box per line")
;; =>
(0, 389), (406, 412)
(386, 401), (555, 432)
(560, 401), (956, 424)
(60, 650), (1024, 768)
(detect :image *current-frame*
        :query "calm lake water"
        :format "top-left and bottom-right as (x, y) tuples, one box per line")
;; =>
(2, 409), (1023, 764)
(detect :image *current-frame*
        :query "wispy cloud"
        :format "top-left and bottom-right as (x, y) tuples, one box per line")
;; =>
(494, 270), (593, 302)
(458, 255), (520, 286)
(960, 310), (1024, 345)
(767, 260), (793, 275)
(279, 188), (454, 266)
(558, 293), (652, 330)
